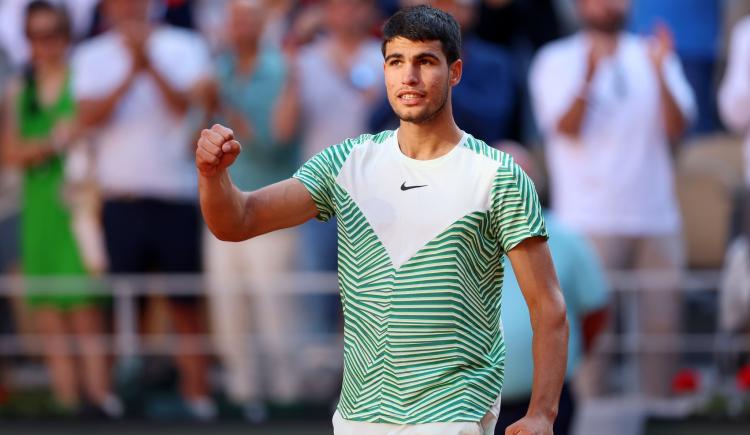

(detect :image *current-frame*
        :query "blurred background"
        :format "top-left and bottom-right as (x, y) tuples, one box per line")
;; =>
(0, 0), (749, 434)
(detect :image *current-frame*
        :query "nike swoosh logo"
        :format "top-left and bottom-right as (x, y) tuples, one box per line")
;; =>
(400, 182), (428, 191)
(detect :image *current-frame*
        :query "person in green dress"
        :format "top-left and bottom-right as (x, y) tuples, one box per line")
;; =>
(0, 1), (120, 417)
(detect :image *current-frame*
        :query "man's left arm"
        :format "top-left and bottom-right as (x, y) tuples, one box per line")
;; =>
(505, 237), (569, 435)
(649, 24), (696, 144)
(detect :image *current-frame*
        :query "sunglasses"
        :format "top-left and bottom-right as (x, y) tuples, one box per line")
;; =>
(26, 27), (67, 42)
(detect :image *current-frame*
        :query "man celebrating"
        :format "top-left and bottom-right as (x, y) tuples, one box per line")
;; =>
(197, 6), (568, 435)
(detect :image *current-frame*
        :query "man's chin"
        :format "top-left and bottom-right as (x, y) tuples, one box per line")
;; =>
(395, 110), (432, 125)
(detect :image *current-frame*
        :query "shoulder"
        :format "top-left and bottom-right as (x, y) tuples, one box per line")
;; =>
(155, 25), (204, 44)
(153, 26), (209, 55)
(621, 32), (650, 52)
(460, 135), (511, 168)
(326, 130), (394, 157)
(72, 32), (118, 64)
(731, 16), (750, 42)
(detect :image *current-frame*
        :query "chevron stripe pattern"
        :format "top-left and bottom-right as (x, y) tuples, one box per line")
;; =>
(293, 132), (547, 424)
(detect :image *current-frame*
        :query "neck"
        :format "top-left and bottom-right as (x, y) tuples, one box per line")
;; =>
(236, 43), (259, 61)
(397, 101), (463, 160)
(586, 28), (621, 42)
(35, 61), (66, 77)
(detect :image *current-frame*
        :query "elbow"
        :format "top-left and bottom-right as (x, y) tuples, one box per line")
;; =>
(666, 119), (688, 144)
(210, 227), (244, 243)
(546, 288), (569, 336)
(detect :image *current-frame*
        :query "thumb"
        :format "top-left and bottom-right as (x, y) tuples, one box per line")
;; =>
(221, 140), (241, 156)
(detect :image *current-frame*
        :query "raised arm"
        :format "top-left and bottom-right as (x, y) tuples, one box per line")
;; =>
(505, 237), (569, 435)
(554, 37), (610, 139)
(76, 69), (136, 130)
(197, 123), (317, 241)
(648, 25), (689, 144)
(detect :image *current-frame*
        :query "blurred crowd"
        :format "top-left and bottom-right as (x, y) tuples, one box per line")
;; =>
(0, 0), (749, 431)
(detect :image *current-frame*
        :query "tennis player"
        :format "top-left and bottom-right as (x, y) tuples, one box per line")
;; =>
(196, 5), (568, 435)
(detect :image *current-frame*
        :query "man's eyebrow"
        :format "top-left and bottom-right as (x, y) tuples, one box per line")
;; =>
(414, 52), (441, 61)
(385, 51), (442, 62)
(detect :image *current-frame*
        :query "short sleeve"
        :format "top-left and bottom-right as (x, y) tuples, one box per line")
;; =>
(157, 30), (212, 91)
(293, 149), (336, 222)
(491, 161), (548, 253)
(662, 52), (697, 124)
(70, 44), (108, 100)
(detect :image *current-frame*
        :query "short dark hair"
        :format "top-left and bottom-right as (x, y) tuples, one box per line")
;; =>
(24, 0), (72, 40)
(381, 5), (462, 64)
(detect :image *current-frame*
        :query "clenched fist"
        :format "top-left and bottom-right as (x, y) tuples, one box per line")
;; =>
(196, 124), (242, 177)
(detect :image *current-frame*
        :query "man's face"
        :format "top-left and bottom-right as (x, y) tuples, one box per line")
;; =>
(578, 0), (630, 34)
(227, 0), (264, 49)
(104, 0), (150, 27)
(383, 37), (462, 124)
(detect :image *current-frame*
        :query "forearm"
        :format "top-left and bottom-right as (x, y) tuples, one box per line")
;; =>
(146, 64), (190, 115)
(556, 89), (589, 139)
(527, 293), (569, 421)
(3, 139), (55, 167)
(199, 170), (252, 241)
(78, 75), (134, 129)
(657, 73), (687, 143)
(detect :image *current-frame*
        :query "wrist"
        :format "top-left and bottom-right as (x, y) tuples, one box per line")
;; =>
(526, 405), (558, 423)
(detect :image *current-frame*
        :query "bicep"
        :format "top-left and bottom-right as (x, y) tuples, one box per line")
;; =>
(246, 177), (319, 237)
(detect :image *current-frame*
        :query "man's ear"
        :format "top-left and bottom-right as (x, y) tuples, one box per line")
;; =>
(449, 59), (463, 87)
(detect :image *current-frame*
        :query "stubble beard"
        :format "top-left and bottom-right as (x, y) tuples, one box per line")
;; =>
(394, 85), (450, 125)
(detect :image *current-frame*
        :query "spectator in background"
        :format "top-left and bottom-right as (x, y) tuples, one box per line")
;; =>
(204, 0), (300, 418)
(629, 0), (723, 135)
(0, 0), (100, 66)
(0, 1), (119, 417)
(71, 0), (214, 420)
(370, 0), (516, 144)
(492, 142), (609, 435)
(719, 13), (750, 241)
(274, 0), (383, 334)
(529, 0), (695, 397)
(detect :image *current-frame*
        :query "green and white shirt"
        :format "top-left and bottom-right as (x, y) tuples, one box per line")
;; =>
(293, 130), (547, 424)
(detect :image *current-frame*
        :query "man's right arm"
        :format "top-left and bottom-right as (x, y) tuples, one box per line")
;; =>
(555, 45), (601, 139)
(197, 124), (318, 242)
(77, 70), (136, 129)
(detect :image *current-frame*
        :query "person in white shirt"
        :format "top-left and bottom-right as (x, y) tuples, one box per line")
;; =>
(71, 0), (215, 420)
(719, 15), (750, 240)
(529, 0), (696, 398)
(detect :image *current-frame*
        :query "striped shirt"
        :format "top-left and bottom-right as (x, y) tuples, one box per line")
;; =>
(293, 130), (547, 424)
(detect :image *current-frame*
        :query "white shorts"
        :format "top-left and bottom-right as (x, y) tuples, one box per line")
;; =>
(332, 395), (501, 435)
